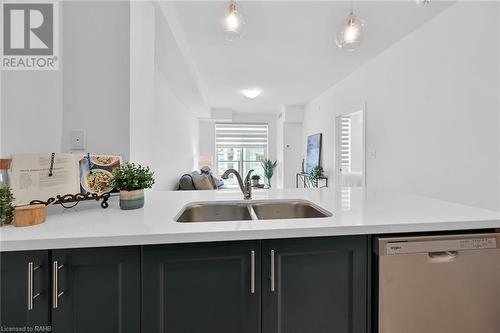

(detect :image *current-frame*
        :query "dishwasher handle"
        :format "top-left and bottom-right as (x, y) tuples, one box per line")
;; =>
(428, 250), (458, 262)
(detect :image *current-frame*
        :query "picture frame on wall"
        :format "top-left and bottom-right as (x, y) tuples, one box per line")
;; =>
(306, 133), (322, 173)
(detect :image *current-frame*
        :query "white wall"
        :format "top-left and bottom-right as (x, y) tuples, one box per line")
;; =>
(153, 74), (199, 190)
(498, 2), (500, 206)
(0, 2), (63, 157)
(0, 70), (2, 156)
(0, 1), (200, 192)
(277, 105), (304, 188)
(276, 112), (284, 188)
(1, 1), (129, 159)
(1, 71), (63, 156)
(130, 1), (155, 166)
(153, 7), (199, 190)
(62, 1), (130, 160)
(282, 123), (303, 188)
(303, 2), (500, 211)
(198, 120), (216, 159)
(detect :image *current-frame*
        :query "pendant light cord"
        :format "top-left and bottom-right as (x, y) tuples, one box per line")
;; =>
(350, 0), (354, 15)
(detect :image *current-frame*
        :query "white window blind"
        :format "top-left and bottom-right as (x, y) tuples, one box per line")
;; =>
(340, 117), (351, 172)
(215, 123), (268, 186)
(215, 123), (268, 148)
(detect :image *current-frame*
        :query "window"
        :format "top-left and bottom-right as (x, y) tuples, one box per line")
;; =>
(215, 123), (268, 186)
(340, 116), (351, 173)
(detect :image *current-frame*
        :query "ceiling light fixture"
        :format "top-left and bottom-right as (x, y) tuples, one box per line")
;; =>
(241, 88), (262, 99)
(335, 0), (367, 52)
(220, 1), (245, 42)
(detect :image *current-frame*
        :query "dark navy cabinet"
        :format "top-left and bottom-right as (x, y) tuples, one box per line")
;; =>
(142, 236), (368, 333)
(0, 250), (50, 330)
(1, 247), (140, 333)
(262, 236), (368, 333)
(51, 247), (141, 333)
(2, 236), (368, 333)
(142, 241), (261, 333)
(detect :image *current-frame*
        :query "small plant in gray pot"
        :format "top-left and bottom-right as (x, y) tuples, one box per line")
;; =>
(251, 174), (261, 187)
(109, 163), (155, 210)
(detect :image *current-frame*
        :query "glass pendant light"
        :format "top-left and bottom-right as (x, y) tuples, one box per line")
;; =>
(220, 1), (245, 42)
(415, 0), (431, 7)
(335, 1), (367, 52)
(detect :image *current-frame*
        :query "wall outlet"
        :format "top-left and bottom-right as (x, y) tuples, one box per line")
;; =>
(70, 129), (86, 150)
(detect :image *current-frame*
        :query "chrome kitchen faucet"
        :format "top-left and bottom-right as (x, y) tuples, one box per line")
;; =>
(221, 169), (254, 200)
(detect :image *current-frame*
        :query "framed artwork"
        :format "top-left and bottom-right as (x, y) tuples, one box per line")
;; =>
(306, 133), (322, 173)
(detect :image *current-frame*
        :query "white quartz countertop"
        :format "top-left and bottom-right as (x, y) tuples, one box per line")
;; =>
(1, 188), (499, 251)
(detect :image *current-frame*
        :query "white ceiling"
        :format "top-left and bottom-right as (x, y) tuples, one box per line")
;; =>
(167, 1), (453, 113)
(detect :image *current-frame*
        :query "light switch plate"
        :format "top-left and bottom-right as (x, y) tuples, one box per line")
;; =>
(70, 129), (86, 150)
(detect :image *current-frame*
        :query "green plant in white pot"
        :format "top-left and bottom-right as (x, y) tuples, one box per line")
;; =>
(109, 163), (155, 210)
(308, 165), (324, 188)
(261, 159), (277, 188)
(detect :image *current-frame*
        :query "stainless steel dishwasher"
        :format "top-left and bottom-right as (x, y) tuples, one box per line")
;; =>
(377, 233), (500, 333)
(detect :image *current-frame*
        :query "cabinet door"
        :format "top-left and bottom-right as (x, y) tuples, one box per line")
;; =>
(262, 236), (368, 333)
(143, 241), (260, 333)
(0, 251), (50, 330)
(51, 246), (140, 333)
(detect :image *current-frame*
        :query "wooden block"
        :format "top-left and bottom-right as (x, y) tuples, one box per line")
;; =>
(0, 159), (12, 170)
(13, 204), (46, 227)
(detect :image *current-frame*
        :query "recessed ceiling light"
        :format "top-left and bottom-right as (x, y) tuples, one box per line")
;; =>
(241, 88), (262, 99)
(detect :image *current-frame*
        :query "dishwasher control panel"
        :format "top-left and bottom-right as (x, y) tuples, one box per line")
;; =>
(385, 237), (498, 255)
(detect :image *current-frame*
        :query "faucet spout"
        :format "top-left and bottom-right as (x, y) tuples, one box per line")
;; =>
(221, 169), (254, 200)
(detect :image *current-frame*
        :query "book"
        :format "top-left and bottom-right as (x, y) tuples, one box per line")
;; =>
(78, 154), (122, 194)
(10, 153), (121, 206)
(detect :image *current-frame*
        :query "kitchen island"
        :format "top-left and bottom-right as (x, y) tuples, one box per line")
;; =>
(1, 187), (499, 251)
(1, 188), (499, 333)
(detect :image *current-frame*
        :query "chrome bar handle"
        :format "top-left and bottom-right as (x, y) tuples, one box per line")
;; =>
(27, 262), (40, 311)
(52, 261), (64, 309)
(250, 250), (256, 294)
(270, 250), (275, 292)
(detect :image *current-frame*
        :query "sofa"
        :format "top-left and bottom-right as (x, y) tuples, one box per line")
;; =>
(178, 170), (224, 190)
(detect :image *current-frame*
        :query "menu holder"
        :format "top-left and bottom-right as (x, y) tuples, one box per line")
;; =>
(10, 152), (121, 209)
(30, 192), (111, 209)
(29, 153), (111, 209)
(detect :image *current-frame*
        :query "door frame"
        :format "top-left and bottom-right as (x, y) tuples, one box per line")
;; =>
(334, 102), (367, 187)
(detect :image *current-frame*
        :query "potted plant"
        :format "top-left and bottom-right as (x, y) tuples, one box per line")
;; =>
(308, 165), (324, 187)
(109, 163), (155, 210)
(261, 159), (277, 188)
(251, 174), (261, 187)
(0, 184), (14, 226)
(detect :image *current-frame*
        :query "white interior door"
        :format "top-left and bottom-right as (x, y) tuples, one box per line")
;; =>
(334, 105), (366, 187)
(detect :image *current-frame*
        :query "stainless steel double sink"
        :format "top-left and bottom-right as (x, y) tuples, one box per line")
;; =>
(175, 200), (332, 223)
